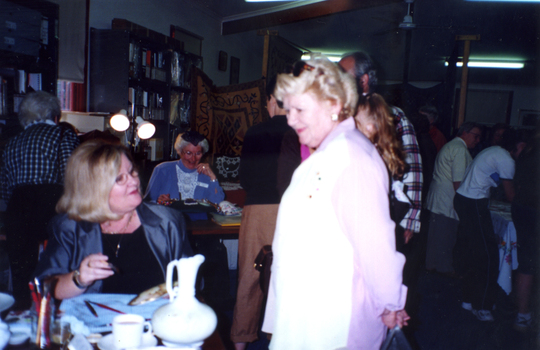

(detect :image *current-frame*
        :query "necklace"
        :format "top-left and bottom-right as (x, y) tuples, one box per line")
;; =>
(101, 211), (134, 257)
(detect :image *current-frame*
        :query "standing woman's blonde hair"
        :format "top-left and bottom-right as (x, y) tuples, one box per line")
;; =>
(56, 140), (137, 222)
(355, 93), (407, 180)
(274, 55), (358, 120)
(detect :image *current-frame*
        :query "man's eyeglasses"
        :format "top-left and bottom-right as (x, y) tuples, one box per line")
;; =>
(115, 169), (139, 186)
(469, 131), (482, 140)
(182, 150), (203, 158)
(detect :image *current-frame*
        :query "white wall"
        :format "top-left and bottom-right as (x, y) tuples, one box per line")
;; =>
(467, 84), (540, 127)
(89, 0), (265, 87)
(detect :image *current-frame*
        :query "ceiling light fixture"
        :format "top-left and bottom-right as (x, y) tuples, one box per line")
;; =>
(301, 52), (342, 62)
(245, 0), (305, 2)
(444, 60), (524, 69)
(466, 0), (540, 2)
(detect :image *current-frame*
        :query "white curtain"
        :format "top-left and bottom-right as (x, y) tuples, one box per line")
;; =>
(50, 0), (86, 83)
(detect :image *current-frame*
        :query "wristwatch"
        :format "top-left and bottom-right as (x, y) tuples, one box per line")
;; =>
(72, 269), (90, 289)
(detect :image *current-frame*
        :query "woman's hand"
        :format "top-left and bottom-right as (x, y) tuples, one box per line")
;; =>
(382, 309), (410, 329)
(54, 253), (115, 300)
(77, 253), (115, 286)
(197, 163), (217, 181)
(157, 193), (172, 205)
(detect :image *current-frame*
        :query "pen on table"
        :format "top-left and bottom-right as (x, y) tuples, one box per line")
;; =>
(84, 300), (98, 317)
(86, 300), (126, 314)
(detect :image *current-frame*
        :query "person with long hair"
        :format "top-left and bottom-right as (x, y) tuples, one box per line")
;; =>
(355, 93), (410, 225)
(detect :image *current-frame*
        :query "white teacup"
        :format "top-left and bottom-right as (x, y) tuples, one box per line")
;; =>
(112, 314), (152, 349)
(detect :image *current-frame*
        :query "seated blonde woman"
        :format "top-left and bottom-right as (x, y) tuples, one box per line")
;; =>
(34, 140), (193, 299)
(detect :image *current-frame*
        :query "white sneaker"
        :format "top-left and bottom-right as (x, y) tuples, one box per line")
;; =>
(461, 302), (473, 311)
(472, 309), (494, 322)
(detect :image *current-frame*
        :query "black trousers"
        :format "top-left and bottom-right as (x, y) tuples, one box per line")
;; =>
(453, 193), (499, 311)
(5, 184), (63, 310)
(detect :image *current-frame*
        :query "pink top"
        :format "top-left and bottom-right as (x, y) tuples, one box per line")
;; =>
(263, 118), (407, 350)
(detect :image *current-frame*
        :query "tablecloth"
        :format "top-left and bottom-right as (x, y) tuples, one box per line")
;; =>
(60, 294), (169, 334)
(491, 211), (518, 295)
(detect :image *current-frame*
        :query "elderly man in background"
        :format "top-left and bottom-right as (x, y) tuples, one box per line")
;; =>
(419, 105), (447, 153)
(425, 122), (482, 275)
(0, 91), (79, 309)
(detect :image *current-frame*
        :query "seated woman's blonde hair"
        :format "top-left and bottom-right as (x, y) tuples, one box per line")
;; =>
(356, 93), (407, 180)
(274, 55), (358, 120)
(56, 140), (136, 222)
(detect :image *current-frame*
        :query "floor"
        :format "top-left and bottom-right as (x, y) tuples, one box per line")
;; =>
(214, 269), (539, 350)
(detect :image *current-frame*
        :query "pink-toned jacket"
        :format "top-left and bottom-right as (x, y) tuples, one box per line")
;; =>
(263, 118), (407, 350)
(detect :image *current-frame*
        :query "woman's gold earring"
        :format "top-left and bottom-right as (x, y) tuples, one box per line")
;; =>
(331, 114), (339, 121)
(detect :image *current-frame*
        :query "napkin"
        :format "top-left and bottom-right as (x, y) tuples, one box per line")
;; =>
(60, 294), (169, 334)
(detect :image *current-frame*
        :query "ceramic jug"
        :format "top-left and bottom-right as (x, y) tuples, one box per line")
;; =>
(152, 255), (217, 349)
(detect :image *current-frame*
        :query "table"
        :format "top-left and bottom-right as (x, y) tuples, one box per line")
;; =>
(187, 219), (239, 237)
(6, 329), (225, 350)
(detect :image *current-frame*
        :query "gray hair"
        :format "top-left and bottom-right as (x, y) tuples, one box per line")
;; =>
(457, 122), (480, 137)
(18, 91), (61, 127)
(174, 133), (209, 155)
(341, 51), (378, 92)
(418, 105), (439, 124)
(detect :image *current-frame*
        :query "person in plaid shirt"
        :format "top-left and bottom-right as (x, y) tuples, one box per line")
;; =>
(339, 52), (423, 246)
(1, 91), (79, 309)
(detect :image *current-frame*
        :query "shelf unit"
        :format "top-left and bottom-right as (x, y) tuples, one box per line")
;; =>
(0, 0), (58, 135)
(89, 28), (202, 161)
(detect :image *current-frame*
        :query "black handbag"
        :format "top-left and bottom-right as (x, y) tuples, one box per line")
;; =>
(380, 326), (413, 350)
(254, 245), (273, 296)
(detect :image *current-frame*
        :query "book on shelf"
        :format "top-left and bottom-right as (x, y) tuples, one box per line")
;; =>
(28, 73), (42, 92)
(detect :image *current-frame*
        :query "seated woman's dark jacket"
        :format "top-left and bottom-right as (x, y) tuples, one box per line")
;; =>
(34, 201), (193, 294)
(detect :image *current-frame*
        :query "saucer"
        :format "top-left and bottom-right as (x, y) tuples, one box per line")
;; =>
(97, 333), (157, 350)
(0, 293), (14, 313)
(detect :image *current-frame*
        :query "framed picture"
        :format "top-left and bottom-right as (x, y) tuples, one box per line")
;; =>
(518, 109), (540, 128)
(170, 25), (203, 56)
(230, 56), (240, 85)
(218, 51), (228, 72)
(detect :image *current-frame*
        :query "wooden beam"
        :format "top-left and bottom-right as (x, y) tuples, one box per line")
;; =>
(456, 35), (480, 128)
(222, 0), (401, 35)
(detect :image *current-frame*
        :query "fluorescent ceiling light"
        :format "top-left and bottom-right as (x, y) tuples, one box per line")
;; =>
(444, 61), (524, 69)
(467, 1), (540, 2)
(301, 53), (342, 62)
(245, 0), (304, 2)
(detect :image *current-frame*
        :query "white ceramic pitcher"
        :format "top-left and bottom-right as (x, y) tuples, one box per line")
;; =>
(152, 255), (217, 349)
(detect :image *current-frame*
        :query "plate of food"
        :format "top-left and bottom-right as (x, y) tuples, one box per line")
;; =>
(128, 282), (178, 306)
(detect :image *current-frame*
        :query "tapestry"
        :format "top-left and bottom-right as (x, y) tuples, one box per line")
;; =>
(190, 67), (269, 160)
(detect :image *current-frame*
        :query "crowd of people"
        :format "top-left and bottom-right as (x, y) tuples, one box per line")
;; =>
(0, 50), (537, 349)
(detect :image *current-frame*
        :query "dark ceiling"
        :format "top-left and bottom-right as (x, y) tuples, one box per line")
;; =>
(209, 0), (540, 87)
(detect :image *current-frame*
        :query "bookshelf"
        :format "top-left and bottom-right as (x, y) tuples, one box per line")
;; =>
(0, 0), (59, 129)
(89, 28), (202, 161)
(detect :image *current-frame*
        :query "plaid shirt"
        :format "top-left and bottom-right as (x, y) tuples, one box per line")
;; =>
(1, 122), (79, 202)
(392, 106), (423, 233)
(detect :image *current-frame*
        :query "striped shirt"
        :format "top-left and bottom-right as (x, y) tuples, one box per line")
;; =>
(1, 122), (79, 202)
(392, 106), (423, 233)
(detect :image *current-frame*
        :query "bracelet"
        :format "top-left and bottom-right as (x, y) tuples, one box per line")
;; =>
(72, 269), (90, 289)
